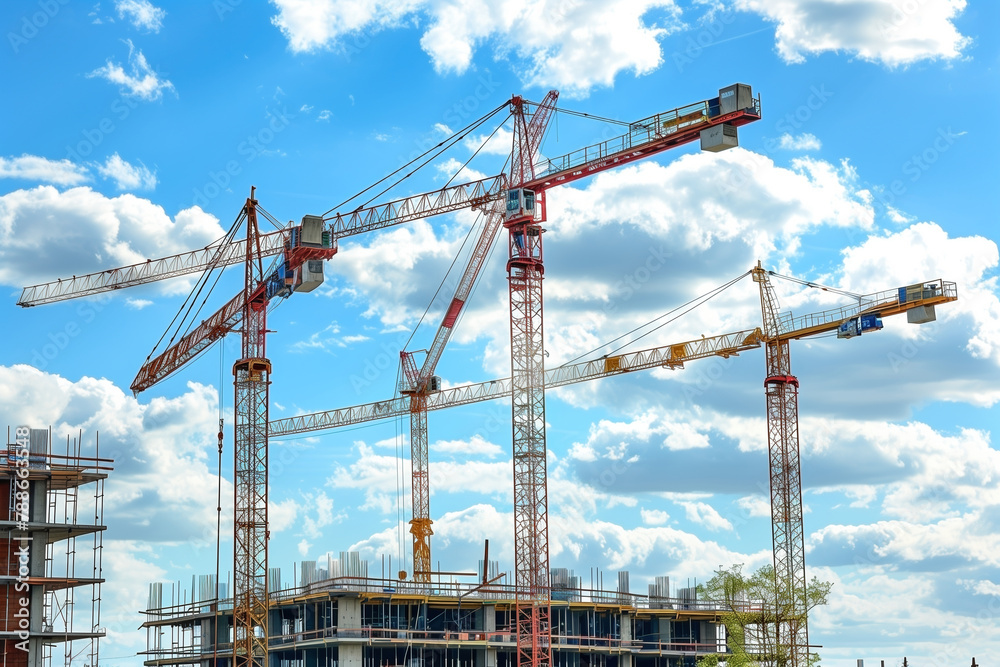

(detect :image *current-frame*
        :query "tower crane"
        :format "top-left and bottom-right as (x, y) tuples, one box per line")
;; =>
(399, 90), (559, 585)
(18, 85), (763, 667)
(499, 84), (760, 667)
(749, 265), (956, 665)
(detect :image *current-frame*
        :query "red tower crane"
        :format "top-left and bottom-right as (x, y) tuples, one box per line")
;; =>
(501, 85), (760, 667)
(399, 90), (559, 584)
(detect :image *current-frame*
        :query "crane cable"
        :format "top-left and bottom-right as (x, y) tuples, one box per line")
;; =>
(550, 106), (632, 128)
(321, 102), (509, 218)
(560, 270), (752, 366)
(350, 107), (509, 214)
(146, 201), (295, 374)
(393, 363), (407, 573)
(141, 207), (245, 367)
(402, 121), (515, 354)
(767, 270), (863, 300)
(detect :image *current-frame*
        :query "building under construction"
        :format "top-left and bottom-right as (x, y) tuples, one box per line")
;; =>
(1, 427), (111, 667)
(141, 556), (726, 667)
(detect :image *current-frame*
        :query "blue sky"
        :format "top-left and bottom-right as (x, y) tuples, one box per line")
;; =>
(1, 0), (998, 664)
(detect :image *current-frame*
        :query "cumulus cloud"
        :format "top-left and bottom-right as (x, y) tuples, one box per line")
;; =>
(778, 132), (822, 151)
(330, 150), (877, 379)
(0, 186), (225, 291)
(833, 221), (1000, 366)
(88, 39), (175, 101)
(737, 0), (971, 67)
(0, 154), (89, 186)
(270, 0), (684, 96)
(0, 366), (228, 543)
(115, 0), (166, 32)
(97, 152), (157, 190)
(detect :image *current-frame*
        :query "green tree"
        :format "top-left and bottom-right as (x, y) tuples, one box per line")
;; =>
(695, 564), (832, 667)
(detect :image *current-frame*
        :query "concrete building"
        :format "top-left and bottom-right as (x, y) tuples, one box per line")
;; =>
(1, 427), (110, 667)
(141, 556), (727, 667)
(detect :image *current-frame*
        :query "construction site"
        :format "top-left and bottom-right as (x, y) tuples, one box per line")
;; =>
(12, 83), (959, 667)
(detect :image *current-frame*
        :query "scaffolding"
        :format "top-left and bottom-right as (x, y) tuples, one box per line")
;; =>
(1, 427), (111, 667)
(142, 554), (736, 667)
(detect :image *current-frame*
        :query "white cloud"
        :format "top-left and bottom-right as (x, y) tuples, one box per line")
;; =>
(662, 420), (711, 450)
(0, 154), (89, 186)
(435, 157), (489, 184)
(640, 507), (669, 525)
(677, 500), (733, 532)
(317, 109), (332, 121)
(431, 434), (504, 458)
(97, 152), (157, 190)
(778, 132), (822, 151)
(88, 39), (175, 101)
(301, 491), (338, 538)
(737, 0), (971, 67)
(835, 222), (1000, 366)
(270, 0), (686, 96)
(116, 0), (166, 32)
(332, 150), (877, 369)
(270, 497), (300, 533)
(736, 495), (771, 518)
(463, 126), (514, 156)
(291, 322), (371, 352)
(0, 366), (229, 546)
(300, 104), (314, 113)
(125, 297), (153, 309)
(0, 185), (225, 291)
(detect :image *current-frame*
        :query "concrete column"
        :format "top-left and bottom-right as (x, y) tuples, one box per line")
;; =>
(338, 596), (364, 667)
(484, 603), (497, 667)
(619, 613), (632, 667)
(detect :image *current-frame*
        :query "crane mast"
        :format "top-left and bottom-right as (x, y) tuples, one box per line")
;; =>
(233, 190), (270, 667)
(507, 97), (551, 667)
(753, 262), (808, 666)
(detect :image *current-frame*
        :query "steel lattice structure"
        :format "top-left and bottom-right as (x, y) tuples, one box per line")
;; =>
(753, 263), (808, 667)
(398, 91), (559, 583)
(508, 101), (551, 667)
(233, 193), (270, 667)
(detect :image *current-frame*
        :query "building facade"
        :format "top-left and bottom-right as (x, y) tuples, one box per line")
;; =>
(142, 559), (727, 667)
(1, 427), (110, 667)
